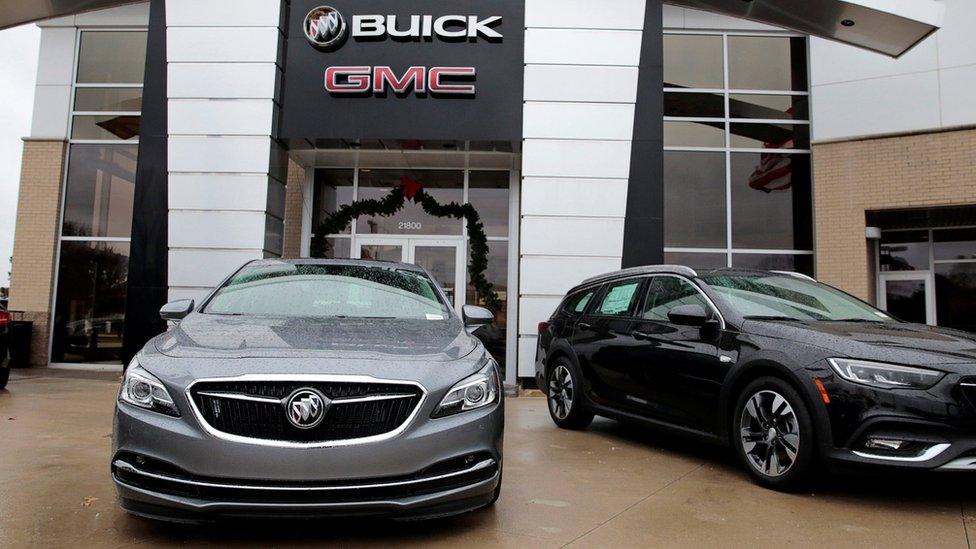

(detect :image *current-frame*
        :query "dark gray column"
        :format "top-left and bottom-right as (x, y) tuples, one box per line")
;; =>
(122, 0), (168, 365)
(622, 0), (664, 268)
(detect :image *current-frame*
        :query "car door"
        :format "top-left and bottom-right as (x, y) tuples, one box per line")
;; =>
(627, 275), (726, 433)
(569, 277), (648, 409)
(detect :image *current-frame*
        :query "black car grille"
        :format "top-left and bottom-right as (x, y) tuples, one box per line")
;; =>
(190, 381), (424, 443)
(959, 379), (976, 411)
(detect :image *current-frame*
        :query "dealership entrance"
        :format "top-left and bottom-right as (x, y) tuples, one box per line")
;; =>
(355, 237), (465, 309)
(290, 144), (520, 383)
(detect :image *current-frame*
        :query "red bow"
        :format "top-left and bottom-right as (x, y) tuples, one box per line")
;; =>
(399, 177), (423, 200)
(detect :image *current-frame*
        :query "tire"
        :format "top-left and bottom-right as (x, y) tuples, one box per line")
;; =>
(546, 357), (594, 430)
(732, 376), (815, 491)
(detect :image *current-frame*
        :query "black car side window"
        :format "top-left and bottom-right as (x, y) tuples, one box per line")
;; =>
(593, 279), (642, 317)
(562, 288), (597, 315)
(643, 276), (710, 321)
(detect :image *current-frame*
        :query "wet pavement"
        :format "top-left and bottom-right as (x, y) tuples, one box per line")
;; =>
(2, 370), (976, 548)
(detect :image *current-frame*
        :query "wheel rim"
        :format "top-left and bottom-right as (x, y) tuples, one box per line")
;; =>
(739, 390), (800, 477)
(548, 365), (574, 420)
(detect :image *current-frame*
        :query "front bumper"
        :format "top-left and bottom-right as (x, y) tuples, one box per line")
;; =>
(113, 454), (500, 522)
(112, 389), (503, 521)
(811, 367), (976, 472)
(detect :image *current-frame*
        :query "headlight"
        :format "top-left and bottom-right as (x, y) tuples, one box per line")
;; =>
(119, 359), (180, 417)
(827, 358), (944, 390)
(431, 358), (500, 418)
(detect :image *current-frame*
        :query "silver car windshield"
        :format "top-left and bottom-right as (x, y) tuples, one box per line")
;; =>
(702, 274), (892, 322)
(204, 264), (450, 319)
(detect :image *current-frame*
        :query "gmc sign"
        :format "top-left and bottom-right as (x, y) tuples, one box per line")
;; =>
(326, 66), (476, 95)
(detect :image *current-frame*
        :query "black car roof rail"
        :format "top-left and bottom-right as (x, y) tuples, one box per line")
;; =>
(579, 265), (698, 287)
(770, 270), (817, 282)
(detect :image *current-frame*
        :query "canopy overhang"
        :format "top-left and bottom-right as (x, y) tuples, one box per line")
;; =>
(667, 0), (944, 57)
(0, 0), (945, 57)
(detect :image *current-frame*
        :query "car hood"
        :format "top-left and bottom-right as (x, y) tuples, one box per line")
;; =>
(153, 313), (478, 362)
(741, 320), (976, 367)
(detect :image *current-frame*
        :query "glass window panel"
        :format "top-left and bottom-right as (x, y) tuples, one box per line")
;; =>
(730, 152), (813, 250)
(936, 263), (976, 333)
(664, 34), (724, 89)
(319, 237), (351, 259)
(730, 123), (809, 149)
(732, 253), (814, 276)
(312, 169), (355, 235)
(664, 92), (725, 118)
(664, 121), (726, 147)
(665, 151), (727, 248)
(61, 144), (137, 238)
(359, 244), (403, 262)
(466, 241), (509, 370)
(664, 252), (728, 271)
(934, 228), (976, 261)
(884, 279), (928, 324)
(356, 170), (463, 235)
(594, 279), (642, 317)
(728, 36), (808, 91)
(880, 231), (930, 272)
(73, 88), (143, 112)
(51, 241), (130, 364)
(642, 276), (710, 321)
(468, 171), (510, 237)
(71, 115), (140, 140)
(729, 94), (809, 120)
(77, 31), (147, 84)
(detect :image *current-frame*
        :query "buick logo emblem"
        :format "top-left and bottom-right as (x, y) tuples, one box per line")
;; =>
(285, 388), (329, 429)
(304, 6), (347, 50)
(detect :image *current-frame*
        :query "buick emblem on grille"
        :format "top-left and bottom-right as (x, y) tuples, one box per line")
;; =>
(285, 388), (329, 429)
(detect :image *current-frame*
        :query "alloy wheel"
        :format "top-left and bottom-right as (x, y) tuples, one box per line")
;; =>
(548, 365), (574, 420)
(739, 390), (800, 477)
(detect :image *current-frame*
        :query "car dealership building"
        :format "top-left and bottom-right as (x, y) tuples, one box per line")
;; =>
(6, 0), (973, 386)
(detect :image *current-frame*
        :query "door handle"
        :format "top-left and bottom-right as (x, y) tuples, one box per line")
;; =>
(578, 322), (591, 330)
(632, 331), (652, 340)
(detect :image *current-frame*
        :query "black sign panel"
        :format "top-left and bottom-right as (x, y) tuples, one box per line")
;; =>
(280, 0), (524, 142)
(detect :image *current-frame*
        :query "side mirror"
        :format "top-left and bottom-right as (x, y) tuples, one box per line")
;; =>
(667, 304), (709, 327)
(160, 299), (194, 322)
(462, 305), (494, 333)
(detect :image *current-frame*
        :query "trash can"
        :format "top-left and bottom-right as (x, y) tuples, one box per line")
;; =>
(8, 311), (32, 369)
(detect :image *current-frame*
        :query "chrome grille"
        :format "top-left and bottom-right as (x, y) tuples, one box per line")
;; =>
(189, 378), (424, 445)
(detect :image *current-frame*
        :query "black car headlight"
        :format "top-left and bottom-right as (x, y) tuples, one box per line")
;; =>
(431, 358), (500, 418)
(827, 358), (944, 390)
(119, 359), (180, 417)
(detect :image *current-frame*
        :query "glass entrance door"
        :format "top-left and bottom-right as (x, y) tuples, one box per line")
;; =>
(355, 237), (465, 311)
(879, 273), (935, 325)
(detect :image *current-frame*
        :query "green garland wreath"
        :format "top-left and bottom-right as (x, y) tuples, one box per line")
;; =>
(311, 177), (501, 312)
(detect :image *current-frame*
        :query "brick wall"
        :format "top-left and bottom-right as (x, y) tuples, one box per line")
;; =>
(282, 158), (306, 259)
(814, 127), (976, 301)
(8, 139), (67, 366)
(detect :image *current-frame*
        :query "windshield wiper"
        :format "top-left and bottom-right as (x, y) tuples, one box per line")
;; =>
(743, 315), (807, 322)
(833, 318), (884, 323)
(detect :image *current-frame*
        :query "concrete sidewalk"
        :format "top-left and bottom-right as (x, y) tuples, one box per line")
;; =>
(1, 371), (975, 548)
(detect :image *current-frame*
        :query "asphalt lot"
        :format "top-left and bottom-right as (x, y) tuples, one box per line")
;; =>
(2, 370), (976, 548)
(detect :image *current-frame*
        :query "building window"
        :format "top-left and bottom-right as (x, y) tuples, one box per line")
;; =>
(879, 226), (976, 333)
(662, 32), (813, 275)
(51, 29), (146, 364)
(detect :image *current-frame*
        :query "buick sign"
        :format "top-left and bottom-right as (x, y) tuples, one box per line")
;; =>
(305, 6), (348, 50)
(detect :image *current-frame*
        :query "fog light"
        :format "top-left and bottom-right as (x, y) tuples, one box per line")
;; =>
(865, 438), (908, 451)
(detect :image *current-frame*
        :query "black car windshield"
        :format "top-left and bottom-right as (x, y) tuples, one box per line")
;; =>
(701, 273), (892, 322)
(204, 263), (450, 319)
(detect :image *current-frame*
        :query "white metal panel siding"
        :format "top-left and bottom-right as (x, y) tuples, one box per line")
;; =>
(809, 0), (976, 141)
(166, 0), (284, 300)
(518, 0), (648, 377)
